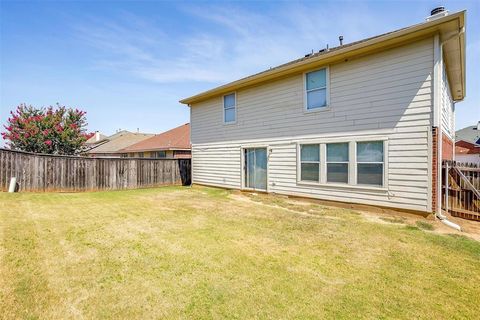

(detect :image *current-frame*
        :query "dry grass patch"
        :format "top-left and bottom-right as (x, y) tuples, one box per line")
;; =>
(1, 186), (479, 319)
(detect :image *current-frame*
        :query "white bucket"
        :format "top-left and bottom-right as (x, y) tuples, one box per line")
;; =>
(8, 177), (17, 193)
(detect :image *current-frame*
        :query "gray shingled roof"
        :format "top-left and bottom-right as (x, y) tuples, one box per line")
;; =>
(86, 133), (107, 145)
(86, 131), (154, 154)
(456, 123), (480, 144)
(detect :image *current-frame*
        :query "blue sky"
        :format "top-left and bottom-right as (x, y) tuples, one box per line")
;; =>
(1, 0), (479, 139)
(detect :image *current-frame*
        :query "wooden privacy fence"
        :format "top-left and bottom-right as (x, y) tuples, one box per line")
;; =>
(0, 148), (191, 192)
(442, 161), (480, 221)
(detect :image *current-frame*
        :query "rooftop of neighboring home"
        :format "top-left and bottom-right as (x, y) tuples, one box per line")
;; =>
(86, 131), (154, 154)
(121, 123), (191, 153)
(455, 140), (480, 155)
(85, 131), (108, 145)
(180, 9), (465, 105)
(456, 121), (480, 144)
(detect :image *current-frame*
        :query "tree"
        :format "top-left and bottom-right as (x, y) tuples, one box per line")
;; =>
(2, 104), (93, 155)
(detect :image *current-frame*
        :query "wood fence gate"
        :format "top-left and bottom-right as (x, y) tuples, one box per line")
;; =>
(442, 161), (480, 221)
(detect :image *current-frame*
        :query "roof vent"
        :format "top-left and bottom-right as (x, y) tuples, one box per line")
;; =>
(431, 6), (445, 15)
(339, 35), (343, 46)
(426, 6), (449, 21)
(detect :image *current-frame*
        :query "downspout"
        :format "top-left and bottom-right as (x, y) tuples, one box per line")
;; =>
(188, 104), (193, 188)
(433, 34), (461, 231)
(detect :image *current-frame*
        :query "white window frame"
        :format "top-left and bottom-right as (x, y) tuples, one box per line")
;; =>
(296, 137), (388, 191)
(326, 142), (350, 184)
(299, 144), (321, 182)
(303, 67), (330, 113)
(240, 145), (270, 192)
(223, 92), (237, 125)
(355, 141), (386, 187)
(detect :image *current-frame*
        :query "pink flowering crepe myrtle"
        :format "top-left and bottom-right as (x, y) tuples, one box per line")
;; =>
(2, 103), (94, 155)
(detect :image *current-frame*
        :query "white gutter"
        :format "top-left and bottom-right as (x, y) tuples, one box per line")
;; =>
(441, 218), (462, 231)
(433, 34), (462, 231)
(433, 34), (442, 220)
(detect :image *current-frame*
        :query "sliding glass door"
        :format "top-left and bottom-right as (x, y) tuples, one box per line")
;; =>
(244, 148), (267, 191)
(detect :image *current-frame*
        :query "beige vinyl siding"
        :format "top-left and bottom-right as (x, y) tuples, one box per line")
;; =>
(191, 37), (433, 212)
(441, 60), (455, 139)
(192, 146), (241, 189)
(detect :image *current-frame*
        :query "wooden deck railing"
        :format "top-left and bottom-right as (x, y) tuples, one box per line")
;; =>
(442, 161), (480, 221)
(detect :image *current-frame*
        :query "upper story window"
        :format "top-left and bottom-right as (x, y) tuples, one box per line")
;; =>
(326, 142), (349, 183)
(305, 68), (328, 110)
(223, 93), (236, 123)
(356, 141), (384, 186)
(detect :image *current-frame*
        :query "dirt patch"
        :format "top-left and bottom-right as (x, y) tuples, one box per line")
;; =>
(229, 194), (320, 218)
(233, 192), (480, 241)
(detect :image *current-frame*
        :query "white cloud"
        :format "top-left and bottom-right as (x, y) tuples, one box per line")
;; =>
(74, 3), (381, 85)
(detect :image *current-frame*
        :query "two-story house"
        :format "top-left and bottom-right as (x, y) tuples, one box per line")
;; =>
(180, 8), (465, 216)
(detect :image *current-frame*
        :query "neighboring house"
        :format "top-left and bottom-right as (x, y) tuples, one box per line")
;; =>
(455, 122), (480, 164)
(120, 123), (191, 158)
(455, 141), (480, 164)
(86, 131), (154, 158)
(456, 122), (480, 145)
(85, 131), (108, 148)
(180, 8), (466, 215)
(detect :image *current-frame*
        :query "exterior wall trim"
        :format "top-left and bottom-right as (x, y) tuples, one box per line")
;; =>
(192, 128), (396, 148)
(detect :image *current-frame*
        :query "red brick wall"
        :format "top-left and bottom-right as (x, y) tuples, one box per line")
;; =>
(432, 131), (455, 213)
(442, 133), (454, 160)
(432, 127), (438, 213)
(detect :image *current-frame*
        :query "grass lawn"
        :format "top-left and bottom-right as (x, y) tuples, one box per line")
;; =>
(1, 186), (479, 319)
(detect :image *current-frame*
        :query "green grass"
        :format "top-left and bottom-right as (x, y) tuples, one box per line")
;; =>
(0, 186), (479, 319)
(416, 220), (435, 231)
